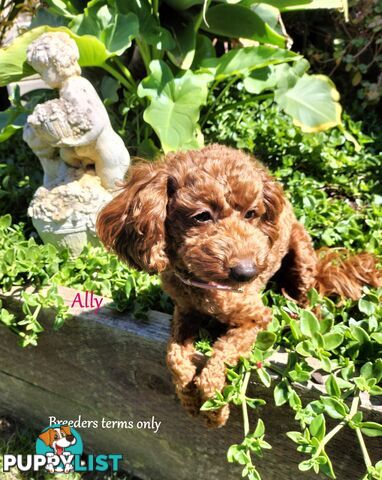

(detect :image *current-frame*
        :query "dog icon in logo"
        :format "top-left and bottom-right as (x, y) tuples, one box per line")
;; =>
(38, 425), (77, 473)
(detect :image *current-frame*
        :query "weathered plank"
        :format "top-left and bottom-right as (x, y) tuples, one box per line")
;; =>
(0, 286), (381, 480)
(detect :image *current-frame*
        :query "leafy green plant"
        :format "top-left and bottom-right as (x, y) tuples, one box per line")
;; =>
(0, 0), (348, 153)
(198, 288), (382, 480)
(0, 213), (172, 346)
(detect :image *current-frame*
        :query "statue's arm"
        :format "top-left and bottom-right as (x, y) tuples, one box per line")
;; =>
(56, 79), (109, 147)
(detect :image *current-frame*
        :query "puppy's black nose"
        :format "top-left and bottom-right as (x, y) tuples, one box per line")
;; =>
(66, 435), (74, 442)
(229, 260), (257, 282)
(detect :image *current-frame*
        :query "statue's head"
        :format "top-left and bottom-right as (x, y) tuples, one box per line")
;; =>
(27, 32), (81, 88)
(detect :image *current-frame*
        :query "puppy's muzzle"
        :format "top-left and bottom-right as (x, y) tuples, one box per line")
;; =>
(229, 259), (257, 282)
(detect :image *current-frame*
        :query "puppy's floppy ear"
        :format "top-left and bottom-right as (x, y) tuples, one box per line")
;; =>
(61, 425), (71, 436)
(39, 429), (53, 446)
(96, 162), (172, 273)
(259, 168), (285, 242)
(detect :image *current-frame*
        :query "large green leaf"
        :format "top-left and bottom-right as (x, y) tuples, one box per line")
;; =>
(251, 3), (280, 30)
(200, 46), (300, 80)
(0, 108), (28, 142)
(138, 60), (213, 153)
(0, 88), (56, 143)
(116, 0), (175, 49)
(45, 0), (79, 18)
(162, 0), (250, 10)
(192, 34), (216, 69)
(243, 65), (280, 94)
(161, 0), (204, 9)
(275, 73), (342, 132)
(254, 0), (343, 11)
(70, 0), (138, 55)
(0, 25), (121, 86)
(203, 4), (287, 47)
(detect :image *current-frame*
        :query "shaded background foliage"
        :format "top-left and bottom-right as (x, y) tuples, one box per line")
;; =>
(286, 0), (382, 113)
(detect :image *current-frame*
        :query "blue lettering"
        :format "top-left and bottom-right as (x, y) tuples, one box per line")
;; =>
(95, 454), (108, 472)
(109, 454), (123, 471)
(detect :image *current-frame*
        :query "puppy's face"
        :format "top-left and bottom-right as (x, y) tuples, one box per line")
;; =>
(165, 154), (283, 287)
(39, 426), (76, 453)
(96, 145), (284, 288)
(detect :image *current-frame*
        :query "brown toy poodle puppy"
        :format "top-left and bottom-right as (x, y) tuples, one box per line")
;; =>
(97, 144), (381, 428)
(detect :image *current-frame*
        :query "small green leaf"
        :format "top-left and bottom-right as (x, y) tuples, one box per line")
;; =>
(319, 453), (336, 479)
(274, 380), (289, 406)
(354, 376), (368, 391)
(299, 459), (313, 471)
(246, 397), (266, 409)
(227, 444), (249, 465)
(358, 298), (376, 316)
(295, 340), (313, 357)
(320, 396), (348, 419)
(323, 332), (344, 350)
(0, 214), (12, 229)
(369, 385), (382, 396)
(325, 374), (341, 398)
(360, 362), (374, 380)
(360, 422), (382, 437)
(286, 431), (305, 444)
(257, 367), (271, 388)
(200, 398), (225, 411)
(351, 325), (370, 344)
(253, 418), (265, 438)
(371, 332), (382, 344)
(300, 309), (320, 337)
(288, 389), (302, 410)
(255, 331), (276, 351)
(312, 331), (324, 349)
(310, 414), (326, 440)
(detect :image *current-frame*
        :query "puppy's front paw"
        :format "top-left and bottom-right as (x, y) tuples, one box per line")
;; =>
(195, 363), (230, 427)
(167, 343), (197, 389)
(195, 364), (226, 399)
(202, 405), (230, 428)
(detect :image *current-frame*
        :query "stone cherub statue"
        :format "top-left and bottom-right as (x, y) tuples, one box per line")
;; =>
(23, 32), (130, 255)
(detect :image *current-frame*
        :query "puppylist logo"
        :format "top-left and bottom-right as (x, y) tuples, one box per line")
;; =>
(3, 424), (123, 474)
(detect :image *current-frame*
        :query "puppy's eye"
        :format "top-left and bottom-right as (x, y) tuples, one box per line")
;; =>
(54, 434), (59, 440)
(244, 209), (257, 220)
(193, 211), (213, 223)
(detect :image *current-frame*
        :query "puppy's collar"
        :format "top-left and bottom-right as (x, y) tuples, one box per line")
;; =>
(174, 271), (244, 293)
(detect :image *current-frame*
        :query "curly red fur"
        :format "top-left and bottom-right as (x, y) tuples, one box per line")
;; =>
(315, 248), (381, 299)
(96, 144), (381, 428)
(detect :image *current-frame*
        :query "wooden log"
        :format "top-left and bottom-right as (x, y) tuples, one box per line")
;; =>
(0, 286), (381, 480)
